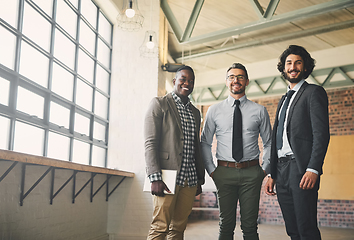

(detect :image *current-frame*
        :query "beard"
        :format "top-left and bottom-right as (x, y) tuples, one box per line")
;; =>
(282, 70), (305, 83)
(229, 83), (245, 95)
(231, 89), (245, 94)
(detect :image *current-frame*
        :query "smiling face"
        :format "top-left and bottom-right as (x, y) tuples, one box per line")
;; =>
(226, 68), (249, 98)
(283, 54), (306, 84)
(173, 69), (195, 102)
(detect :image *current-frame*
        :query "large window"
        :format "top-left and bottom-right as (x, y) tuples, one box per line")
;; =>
(0, 0), (112, 168)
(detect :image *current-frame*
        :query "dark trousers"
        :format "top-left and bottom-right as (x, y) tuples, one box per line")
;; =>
(213, 165), (264, 240)
(276, 159), (321, 240)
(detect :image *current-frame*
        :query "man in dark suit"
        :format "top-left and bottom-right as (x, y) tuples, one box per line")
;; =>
(264, 45), (330, 240)
(144, 65), (205, 240)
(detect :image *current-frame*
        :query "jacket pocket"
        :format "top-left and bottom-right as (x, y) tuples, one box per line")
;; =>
(159, 151), (169, 160)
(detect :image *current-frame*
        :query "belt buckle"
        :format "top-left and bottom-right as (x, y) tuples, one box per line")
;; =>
(235, 162), (241, 169)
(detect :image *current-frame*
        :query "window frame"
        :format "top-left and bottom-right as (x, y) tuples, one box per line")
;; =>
(0, 0), (113, 168)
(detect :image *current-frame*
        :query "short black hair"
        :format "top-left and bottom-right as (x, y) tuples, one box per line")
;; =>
(277, 45), (316, 79)
(226, 63), (248, 79)
(175, 65), (195, 79)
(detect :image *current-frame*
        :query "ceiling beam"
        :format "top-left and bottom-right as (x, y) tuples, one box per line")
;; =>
(163, 0), (354, 45)
(248, 0), (264, 19)
(160, 0), (183, 41)
(174, 19), (354, 62)
(263, 0), (280, 19)
(181, 0), (204, 42)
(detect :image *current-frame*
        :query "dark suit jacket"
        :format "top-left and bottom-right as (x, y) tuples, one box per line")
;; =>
(144, 93), (205, 185)
(270, 81), (330, 179)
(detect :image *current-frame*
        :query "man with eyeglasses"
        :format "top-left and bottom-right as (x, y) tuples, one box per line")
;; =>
(201, 63), (272, 240)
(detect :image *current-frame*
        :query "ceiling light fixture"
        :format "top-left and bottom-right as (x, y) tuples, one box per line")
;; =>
(125, 0), (135, 18)
(117, 0), (144, 31)
(140, 0), (158, 57)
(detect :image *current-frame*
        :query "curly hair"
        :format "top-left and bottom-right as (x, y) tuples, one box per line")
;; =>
(277, 45), (316, 79)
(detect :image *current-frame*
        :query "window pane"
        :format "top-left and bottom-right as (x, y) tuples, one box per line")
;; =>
(0, 0), (19, 28)
(49, 101), (70, 129)
(72, 139), (90, 164)
(0, 77), (10, 106)
(96, 64), (109, 94)
(76, 79), (92, 111)
(52, 63), (73, 101)
(23, 2), (51, 52)
(56, 0), (77, 38)
(31, 0), (53, 17)
(19, 41), (49, 87)
(47, 131), (70, 160)
(79, 19), (95, 56)
(93, 121), (105, 142)
(81, 0), (97, 28)
(54, 29), (76, 70)
(92, 145), (105, 167)
(77, 49), (94, 83)
(17, 87), (44, 119)
(97, 39), (110, 69)
(94, 91), (108, 119)
(14, 121), (44, 156)
(0, 116), (10, 150)
(98, 12), (111, 44)
(0, 26), (17, 70)
(74, 112), (90, 136)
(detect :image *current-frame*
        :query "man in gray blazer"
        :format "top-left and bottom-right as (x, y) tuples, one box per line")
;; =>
(264, 45), (330, 240)
(145, 65), (205, 240)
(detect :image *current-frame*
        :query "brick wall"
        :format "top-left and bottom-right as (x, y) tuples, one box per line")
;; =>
(327, 88), (354, 135)
(191, 86), (354, 229)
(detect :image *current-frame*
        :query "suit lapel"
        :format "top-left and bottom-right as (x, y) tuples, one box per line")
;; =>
(275, 95), (286, 127)
(287, 81), (308, 125)
(166, 93), (183, 133)
(277, 95), (286, 115)
(190, 105), (200, 129)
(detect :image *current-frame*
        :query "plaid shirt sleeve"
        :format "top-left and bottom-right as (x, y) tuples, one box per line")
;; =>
(148, 172), (163, 183)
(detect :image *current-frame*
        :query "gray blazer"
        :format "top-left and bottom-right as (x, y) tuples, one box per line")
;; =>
(144, 93), (205, 185)
(270, 81), (330, 178)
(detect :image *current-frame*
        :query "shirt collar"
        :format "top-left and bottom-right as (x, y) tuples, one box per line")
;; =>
(171, 91), (190, 106)
(288, 79), (305, 93)
(227, 94), (247, 107)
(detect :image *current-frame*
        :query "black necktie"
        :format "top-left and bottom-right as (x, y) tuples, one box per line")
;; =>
(276, 90), (295, 150)
(232, 100), (243, 162)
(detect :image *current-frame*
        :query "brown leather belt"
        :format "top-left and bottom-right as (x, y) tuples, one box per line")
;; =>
(217, 159), (259, 169)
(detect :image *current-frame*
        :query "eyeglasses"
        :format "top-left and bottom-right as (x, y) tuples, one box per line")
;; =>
(227, 75), (246, 81)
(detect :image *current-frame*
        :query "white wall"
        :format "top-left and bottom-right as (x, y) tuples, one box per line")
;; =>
(105, 0), (161, 239)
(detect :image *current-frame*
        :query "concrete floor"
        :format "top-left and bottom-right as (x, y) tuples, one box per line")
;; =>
(185, 220), (354, 240)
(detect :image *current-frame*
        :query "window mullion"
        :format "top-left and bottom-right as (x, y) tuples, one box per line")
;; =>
(0, 0), (112, 167)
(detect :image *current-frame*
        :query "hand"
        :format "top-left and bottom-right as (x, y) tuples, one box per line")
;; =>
(195, 184), (202, 196)
(299, 171), (318, 190)
(151, 180), (171, 196)
(264, 177), (276, 196)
